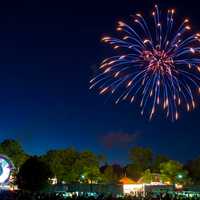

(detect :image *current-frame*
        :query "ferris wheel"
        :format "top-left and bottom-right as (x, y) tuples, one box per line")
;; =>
(0, 155), (14, 184)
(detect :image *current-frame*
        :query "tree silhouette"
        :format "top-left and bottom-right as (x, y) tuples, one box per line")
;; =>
(0, 139), (28, 169)
(17, 156), (53, 191)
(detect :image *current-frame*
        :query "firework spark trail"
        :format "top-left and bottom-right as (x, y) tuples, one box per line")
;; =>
(90, 5), (200, 121)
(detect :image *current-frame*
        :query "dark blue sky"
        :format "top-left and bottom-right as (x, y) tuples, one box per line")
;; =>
(0, 0), (199, 164)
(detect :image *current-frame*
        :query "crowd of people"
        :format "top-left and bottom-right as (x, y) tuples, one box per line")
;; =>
(0, 191), (199, 200)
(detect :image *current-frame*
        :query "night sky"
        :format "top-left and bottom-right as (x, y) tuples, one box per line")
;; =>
(0, 0), (199, 165)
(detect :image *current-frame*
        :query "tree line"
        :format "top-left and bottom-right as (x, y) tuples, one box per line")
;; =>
(0, 139), (200, 191)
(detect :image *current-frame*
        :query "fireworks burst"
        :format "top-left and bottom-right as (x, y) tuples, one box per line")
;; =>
(90, 5), (200, 121)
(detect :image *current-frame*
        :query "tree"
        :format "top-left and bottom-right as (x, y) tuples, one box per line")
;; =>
(126, 164), (143, 180)
(42, 148), (79, 183)
(33, 149), (104, 184)
(72, 151), (102, 183)
(160, 160), (189, 186)
(84, 165), (102, 184)
(102, 164), (124, 184)
(129, 147), (153, 171)
(185, 157), (200, 184)
(0, 139), (28, 169)
(17, 156), (53, 191)
(103, 165), (119, 184)
(141, 169), (153, 183)
(152, 154), (169, 173)
(112, 164), (124, 178)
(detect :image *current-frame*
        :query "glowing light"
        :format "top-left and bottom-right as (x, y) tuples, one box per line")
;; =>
(157, 23), (161, 27)
(114, 72), (120, 77)
(90, 5), (200, 121)
(127, 80), (133, 87)
(136, 13), (142, 17)
(114, 45), (119, 49)
(184, 19), (189, 23)
(171, 9), (175, 14)
(0, 155), (14, 184)
(185, 26), (191, 30)
(104, 67), (111, 73)
(190, 48), (195, 54)
(117, 27), (123, 31)
(131, 96), (135, 102)
(118, 21), (125, 26)
(175, 112), (179, 120)
(123, 36), (129, 40)
(187, 103), (190, 111)
(100, 87), (109, 94)
(143, 39), (151, 44)
(123, 184), (144, 194)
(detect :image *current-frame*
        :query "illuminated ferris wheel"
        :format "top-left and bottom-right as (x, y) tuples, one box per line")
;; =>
(0, 155), (14, 185)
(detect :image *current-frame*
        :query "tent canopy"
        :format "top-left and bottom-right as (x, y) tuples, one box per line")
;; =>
(119, 177), (137, 184)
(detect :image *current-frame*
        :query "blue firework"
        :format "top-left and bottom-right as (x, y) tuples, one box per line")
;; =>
(90, 5), (200, 121)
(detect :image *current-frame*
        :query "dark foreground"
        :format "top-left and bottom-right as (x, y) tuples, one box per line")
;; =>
(0, 191), (199, 200)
